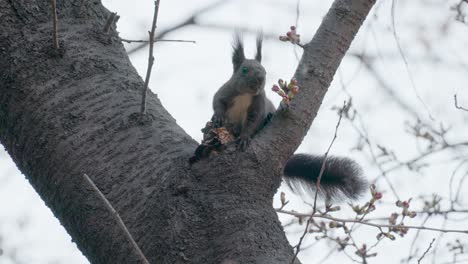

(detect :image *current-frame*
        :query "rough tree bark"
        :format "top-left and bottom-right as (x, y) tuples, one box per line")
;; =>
(0, 0), (375, 263)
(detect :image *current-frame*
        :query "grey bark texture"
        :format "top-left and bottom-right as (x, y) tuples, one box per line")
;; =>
(0, 0), (375, 263)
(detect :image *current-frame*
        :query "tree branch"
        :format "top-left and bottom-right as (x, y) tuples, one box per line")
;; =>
(0, 0), (378, 263)
(277, 209), (468, 234)
(255, 0), (377, 166)
(127, 0), (231, 54)
(0, 1), (197, 262)
(454, 94), (468, 112)
(141, 0), (160, 114)
(291, 102), (346, 263)
(83, 174), (150, 264)
(50, 0), (59, 49)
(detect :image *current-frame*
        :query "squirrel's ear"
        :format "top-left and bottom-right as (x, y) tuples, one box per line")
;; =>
(255, 32), (263, 63)
(232, 33), (245, 72)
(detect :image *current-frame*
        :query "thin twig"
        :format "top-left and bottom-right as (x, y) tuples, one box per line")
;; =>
(121, 38), (195, 44)
(317, 246), (339, 264)
(128, 0), (230, 54)
(293, 0), (302, 57)
(141, 0), (161, 114)
(336, 63), (400, 200)
(295, 0), (301, 27)
(103, 12), (117, 33)
(290, 101), (346, 264)
(290, 216), (312, 264)
(383, 141), (468, 174)
(418, 238), (436, 263)
(50, 0), (59, 49)
(354, 113), (401, 200)
(391, 0), (434, 120)
(352, 53), (419, 118)
(83, 174), (150, 264)
(313, 100), (346, 212)
(276, 209), (468, 234)
(407, 215), (431, 263)
(454, 94), (468, 112)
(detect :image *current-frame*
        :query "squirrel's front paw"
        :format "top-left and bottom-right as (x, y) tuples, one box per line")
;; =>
(237, 136), (251, 151)
(212, 115), (224, 128)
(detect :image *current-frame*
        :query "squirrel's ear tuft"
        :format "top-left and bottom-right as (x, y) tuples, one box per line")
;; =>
(232, 32), (245, 72)
(255, 32), (263, 63)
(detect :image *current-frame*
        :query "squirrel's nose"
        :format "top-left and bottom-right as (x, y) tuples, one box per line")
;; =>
(256, 76), (265, 83)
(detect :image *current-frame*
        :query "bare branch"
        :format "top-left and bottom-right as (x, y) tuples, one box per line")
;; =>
(391, 0), (434, 120)
(291, 101), (346, 263)
(277, 209), (468, 234)
(121, 38), (195, 44)
(313, 101), (346, 211)
(141, 0), (161, 114)
(83, 174), (150, 264)
(290, 216), (312, 264)
(256, 0), (377, 168)
(50, 0), (59, 49)
(350, 53), (419, 118)
(127, 0), (231, 54)
(418, 238), (436, 264)
(454, 94), (468, 112)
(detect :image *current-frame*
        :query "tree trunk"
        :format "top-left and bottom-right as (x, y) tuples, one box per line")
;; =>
(0, 0), (375, 263)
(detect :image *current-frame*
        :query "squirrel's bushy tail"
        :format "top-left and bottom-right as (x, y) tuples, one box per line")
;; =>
(283, 154), (367, 201)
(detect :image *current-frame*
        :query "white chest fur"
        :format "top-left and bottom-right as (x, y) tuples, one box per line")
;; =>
(225, 94), (253, 126)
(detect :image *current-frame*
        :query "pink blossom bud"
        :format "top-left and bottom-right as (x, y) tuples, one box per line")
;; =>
(373, 192), (383, 200)
(290, 25), (296, 31)
(272, 85), (280, 92)
(389, 213), (398, 225)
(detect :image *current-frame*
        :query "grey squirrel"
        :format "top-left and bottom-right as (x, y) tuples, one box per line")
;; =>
(209, 33), (367, 201)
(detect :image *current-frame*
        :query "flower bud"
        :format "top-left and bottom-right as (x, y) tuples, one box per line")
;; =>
(290, 86), (299, 94)
(389, 213), (398, 225)
(373, 192), (383, 200)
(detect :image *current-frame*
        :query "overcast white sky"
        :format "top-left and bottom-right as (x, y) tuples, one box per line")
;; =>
(1, 0), (468, 263)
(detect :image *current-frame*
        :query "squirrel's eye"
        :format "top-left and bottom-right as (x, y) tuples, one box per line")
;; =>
(241, 67), (249, 74)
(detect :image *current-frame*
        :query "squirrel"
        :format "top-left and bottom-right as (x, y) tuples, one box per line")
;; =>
(209, 33), (367, 201)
